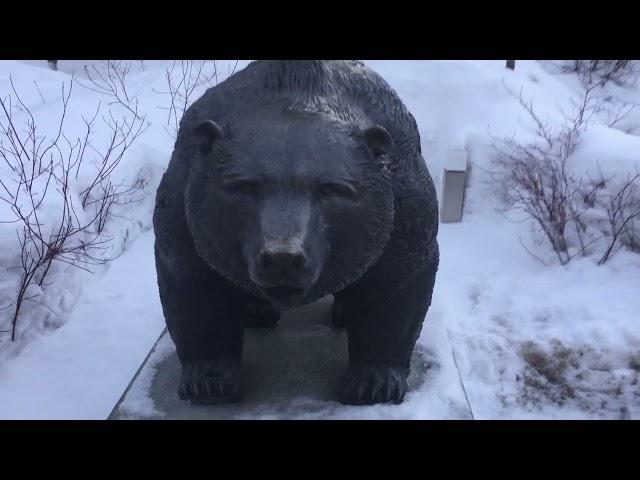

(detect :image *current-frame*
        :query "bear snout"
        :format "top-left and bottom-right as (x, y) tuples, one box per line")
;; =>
(254, 247), (316, 287)
(250, 245), (320, 306)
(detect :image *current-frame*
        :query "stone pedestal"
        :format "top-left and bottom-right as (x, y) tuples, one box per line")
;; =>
(109, 296), (440, 420)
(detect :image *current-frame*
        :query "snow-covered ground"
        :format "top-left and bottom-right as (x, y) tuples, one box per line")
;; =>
(0, 60), (638, 419)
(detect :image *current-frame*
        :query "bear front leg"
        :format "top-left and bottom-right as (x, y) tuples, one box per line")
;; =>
(156, 248), (248, 405)
(337, 251), (438, 405)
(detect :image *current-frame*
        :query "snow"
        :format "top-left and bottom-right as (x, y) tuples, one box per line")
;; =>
(0, 232), (164, 419)
(1, 60), (639, 419)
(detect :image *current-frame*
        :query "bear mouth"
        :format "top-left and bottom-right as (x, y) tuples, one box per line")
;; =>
(259, 285), (306, 305)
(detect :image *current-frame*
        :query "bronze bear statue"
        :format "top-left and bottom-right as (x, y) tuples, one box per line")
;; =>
(153, 60), (439, 405)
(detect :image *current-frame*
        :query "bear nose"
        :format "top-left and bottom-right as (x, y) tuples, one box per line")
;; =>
(257, 250), (307, 285)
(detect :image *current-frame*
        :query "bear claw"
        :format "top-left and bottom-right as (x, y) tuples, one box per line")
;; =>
(339, 364), (409, 405)
(178, 360), (242, 405)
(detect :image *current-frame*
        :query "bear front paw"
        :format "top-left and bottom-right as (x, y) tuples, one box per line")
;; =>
(178, 360), (242, 405)
(338, 364), (409, 405)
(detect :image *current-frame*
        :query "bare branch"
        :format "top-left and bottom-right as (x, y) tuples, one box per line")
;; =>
(154, 60), (218, 138)
(561, 60), (637, 88)
(76, 61), (145, 121)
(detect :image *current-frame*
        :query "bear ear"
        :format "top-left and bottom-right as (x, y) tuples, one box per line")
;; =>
(193, 120), (224, 155)
(362, 125), (393, 158)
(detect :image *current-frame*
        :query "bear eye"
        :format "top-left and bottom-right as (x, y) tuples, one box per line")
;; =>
(319, 182), (357, 200)
(221, 180), (260, 196)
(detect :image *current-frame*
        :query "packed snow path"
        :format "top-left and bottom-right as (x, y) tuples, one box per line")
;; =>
(0, 232), (165, 419)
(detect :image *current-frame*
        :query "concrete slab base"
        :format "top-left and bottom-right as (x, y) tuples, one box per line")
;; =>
(109, 296), (460, 419)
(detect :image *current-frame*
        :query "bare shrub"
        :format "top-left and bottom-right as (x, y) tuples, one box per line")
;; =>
(154, 60), (219, 137)
(490, 84), (640, 265)
(0, 76), (148, 341)
(561, 60), (637, 88)
(588, 170), (640, 264)
(490, 85), (598, 265)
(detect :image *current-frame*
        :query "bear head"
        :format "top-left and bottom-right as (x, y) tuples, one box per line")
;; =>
(183, 106), (395, 309)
